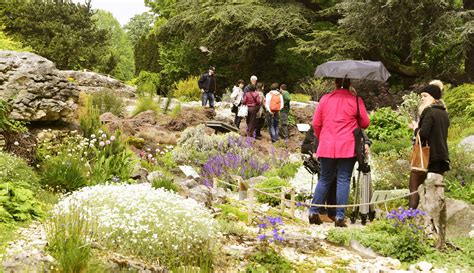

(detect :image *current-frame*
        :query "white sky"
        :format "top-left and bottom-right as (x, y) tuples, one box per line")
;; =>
(74, 0), (150, 26)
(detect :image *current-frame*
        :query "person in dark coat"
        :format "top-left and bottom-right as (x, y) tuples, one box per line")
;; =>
(408, 84), (450, 209)
(198, 66), (217, 108)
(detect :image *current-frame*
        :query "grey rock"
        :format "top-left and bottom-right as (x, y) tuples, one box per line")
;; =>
(131, 168), (148, 183)
(188, 184), (211, 205)
(446, 198), (474, 238)
(459, 135), (474, 152)
(247, 175), (267, 187)
(59, 70), (136, 97)
(0, 50), (79, 122)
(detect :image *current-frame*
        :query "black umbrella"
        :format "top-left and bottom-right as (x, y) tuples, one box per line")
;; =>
(314, 60), (391, 82)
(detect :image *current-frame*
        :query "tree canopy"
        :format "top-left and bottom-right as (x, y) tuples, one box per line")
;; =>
(0, 0), (108, 70)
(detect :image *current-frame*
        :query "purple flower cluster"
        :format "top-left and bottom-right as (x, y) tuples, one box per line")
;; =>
(257, 216), (285, 243)
(387, 207), (426, 235)
(200, 151), (269, 185)
(386, 207), (426, 222)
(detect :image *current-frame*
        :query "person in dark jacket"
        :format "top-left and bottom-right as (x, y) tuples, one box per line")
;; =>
(244, 75), (258, 94)
(198, 66), (217, 108)
(408, 84), (450, 209)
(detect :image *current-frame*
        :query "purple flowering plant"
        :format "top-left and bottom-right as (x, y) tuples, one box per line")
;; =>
(386, 207), (426, 239)
(256, 216), (285, 246)
(199, 136), (270, 186)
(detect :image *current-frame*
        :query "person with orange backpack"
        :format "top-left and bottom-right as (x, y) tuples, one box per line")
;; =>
(265, 83), (284, 142)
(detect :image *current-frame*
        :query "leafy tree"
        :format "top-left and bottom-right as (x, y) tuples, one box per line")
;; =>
(294, 0), (472, 83)
(124, 12), (155, 47)
(0, 0), (108, 70)
(134, 32), (161, 74)
(0, 26), (31, 52)
(151, 1), (321, 86)
(93, 10), (135, 80)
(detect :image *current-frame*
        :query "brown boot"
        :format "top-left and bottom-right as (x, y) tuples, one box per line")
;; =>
(335, 219), (347, 227)
(309, 213), (322, 225)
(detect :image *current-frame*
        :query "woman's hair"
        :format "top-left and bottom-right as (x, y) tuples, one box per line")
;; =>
(280, 84), (287, 91)
(256, 83), (265, 91)
(248, 84), (256, 92)
(335, 78), (351, 89)
(237, 79), (244, 85)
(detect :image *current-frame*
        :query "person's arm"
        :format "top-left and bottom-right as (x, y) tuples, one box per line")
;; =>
(230, 87), (238, 100)
(312, 101), (323, 139)
(357, 97), (370, 129)
(265, 93), (271, 112)
(416, 112), (434, 142)
(198, 74), (205, 90)
(279, 94), (284, 110)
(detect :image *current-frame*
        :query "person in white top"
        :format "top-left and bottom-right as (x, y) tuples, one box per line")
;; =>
(230, 79), (245, 128)
(265, 83), (284, 142)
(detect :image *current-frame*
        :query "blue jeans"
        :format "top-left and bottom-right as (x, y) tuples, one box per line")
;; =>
(268, 112), (279, 142)
(309, 157), (356, 220)
(202, 91), (215, 107)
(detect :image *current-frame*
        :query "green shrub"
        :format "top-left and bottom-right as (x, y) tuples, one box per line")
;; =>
(366, 107), (412, 154)
(0, 28), (31, 51)
(0, 99), (27, 133)
(174, 76), (201, 102)
(255, 177), (291, 206)
(444, 145), (474, 204)
(52, 184), (218, 269)
(371, 148), (411, 190)
(326, 228), (352, 245)
(78, 92), (102, 138)
(40, 154), (88, 192)
(297, 78), (333, 101)
(217, 218), (246, 236)
(90, 88), (125, 116)
(0, 151), (39, 188)
(0, 183), (43, 222)
(151, 176), (179, 193)
(46, 206), (92, 273)
(131, 96), (161, 117)
(444, 84), (474, 124)
(136, 71), (161, 97)
(216, 203), (248, 222)
(290, 93), (311, 103)
(246, 248), (293, 272)
(170, 102), (182, 118)
(264, 162), (301, 180)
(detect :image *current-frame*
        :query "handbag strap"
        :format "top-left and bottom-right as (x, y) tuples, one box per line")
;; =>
(416, 133), (425, 169)
(356, 95), (361, 128)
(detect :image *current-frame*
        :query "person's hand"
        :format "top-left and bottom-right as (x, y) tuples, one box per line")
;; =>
(201, 89), (204, 93)
(364, 144), (369, 155)
(312, 153), (318, 161)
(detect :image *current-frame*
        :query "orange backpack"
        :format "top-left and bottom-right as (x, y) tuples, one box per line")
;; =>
(269, 93), (281, 112)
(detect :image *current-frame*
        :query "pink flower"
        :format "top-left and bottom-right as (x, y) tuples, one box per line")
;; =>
(99, 141), (105, 147)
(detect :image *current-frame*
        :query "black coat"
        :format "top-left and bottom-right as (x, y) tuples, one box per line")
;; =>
(198, 73), (216, 93)
(415, 103), (450, 173)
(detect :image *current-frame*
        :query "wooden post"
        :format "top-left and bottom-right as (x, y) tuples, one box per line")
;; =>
(248, 188), (254, 224)
(239, 181), (248, 200)
(290, 188), (296, 218)
(212, 177), (218, 190)
(280, 187), (286, 215)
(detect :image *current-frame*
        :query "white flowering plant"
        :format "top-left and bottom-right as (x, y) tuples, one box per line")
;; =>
(50, 184), (218, 269)
(37, 129), (136, 190)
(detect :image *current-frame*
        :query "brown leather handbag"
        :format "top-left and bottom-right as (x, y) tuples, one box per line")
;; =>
(410, 133), (430, 173)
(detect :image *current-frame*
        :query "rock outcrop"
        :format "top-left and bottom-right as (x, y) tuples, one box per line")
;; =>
(59, 70), (135, 97)
(0, 50), (79, 122)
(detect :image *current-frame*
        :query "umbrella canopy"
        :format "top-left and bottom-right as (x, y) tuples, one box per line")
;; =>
(314, 60), (391, 82)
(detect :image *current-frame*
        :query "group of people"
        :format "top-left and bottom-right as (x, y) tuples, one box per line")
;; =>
(229, 75), (291, 142)
(306, 78), (450, 230)
(199, 66), (451, 234)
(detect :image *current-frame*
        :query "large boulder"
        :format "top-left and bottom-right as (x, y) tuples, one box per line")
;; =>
(446, 198), (474, 238)
(0, 51), (79, 122)
(59, 70), (135, 97)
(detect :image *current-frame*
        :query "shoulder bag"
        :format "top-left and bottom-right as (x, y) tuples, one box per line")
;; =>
(354, 96), (370, 173)
(410, 133), (430, 173)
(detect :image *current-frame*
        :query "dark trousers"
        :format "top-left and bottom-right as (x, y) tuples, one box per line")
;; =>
(319, 175), (337, 216)
(234, 114), (242, 128)
(246, 106), (258, 138)
(409, 171), (427, 209)
(255, 116), (265, 137)
(280, 111), (289, 139)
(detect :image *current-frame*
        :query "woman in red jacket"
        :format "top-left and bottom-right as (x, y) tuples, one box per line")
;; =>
(242, 85), (261, 138)
(308, 78), (370, 227)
